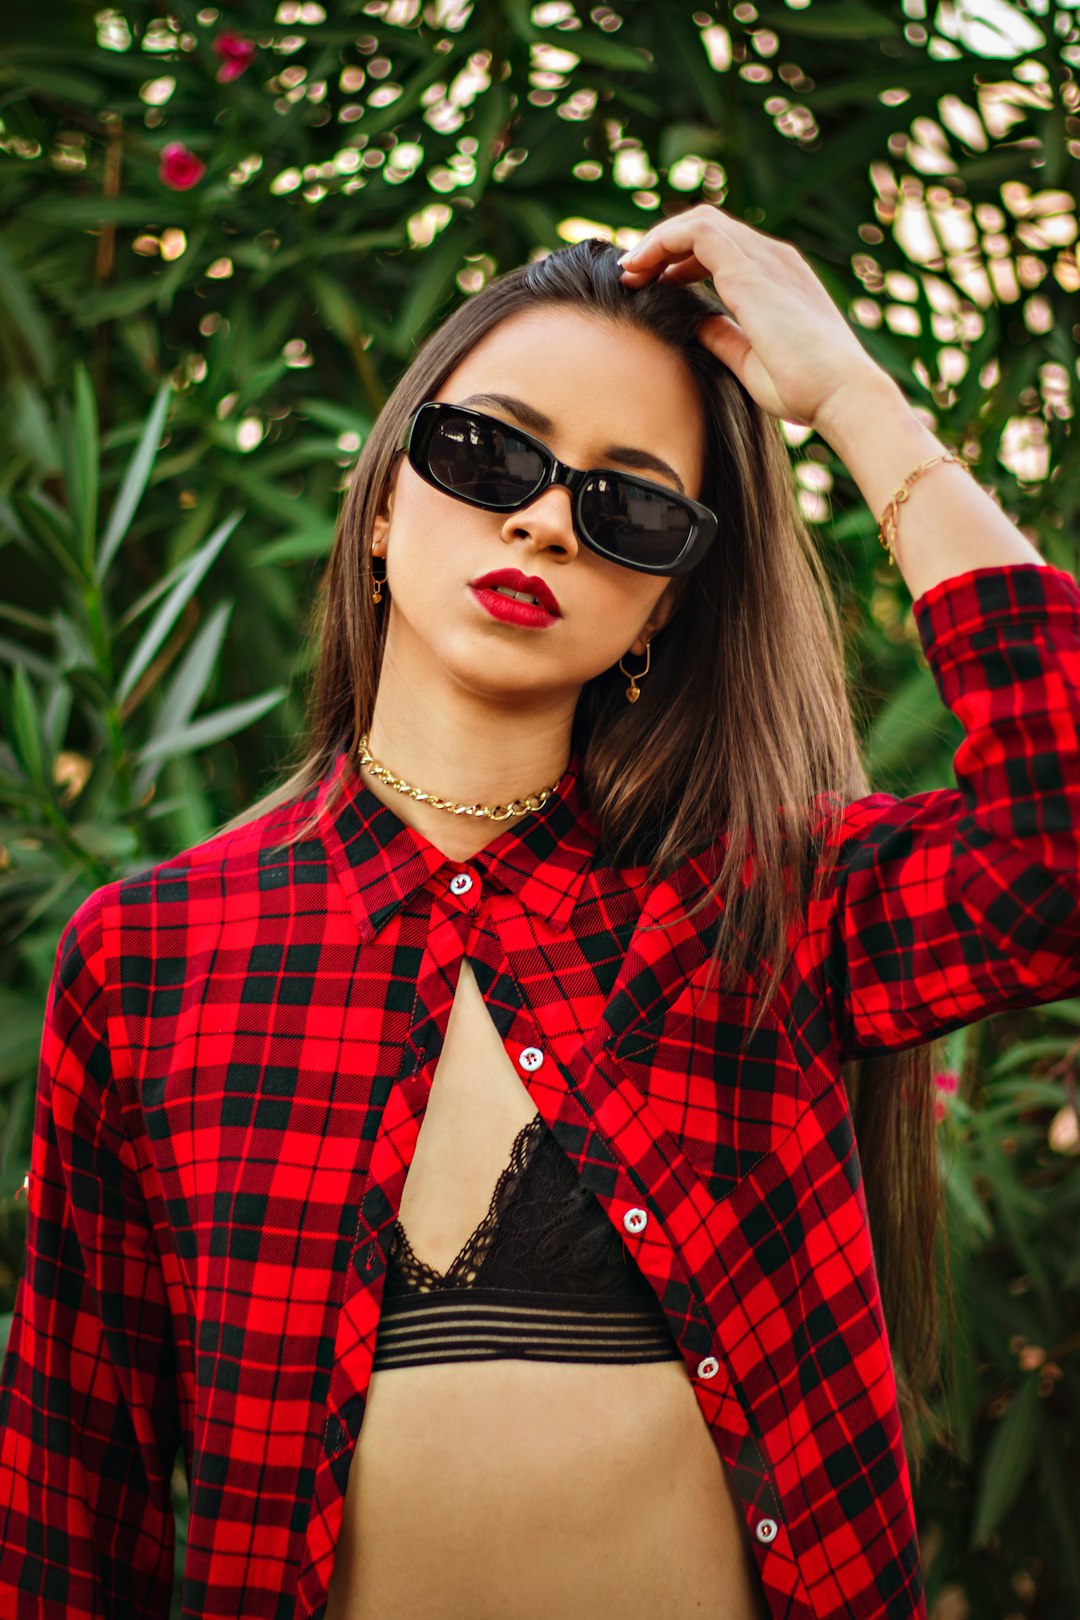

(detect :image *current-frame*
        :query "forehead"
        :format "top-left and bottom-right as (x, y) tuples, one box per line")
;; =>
(435, 305), (706, 498)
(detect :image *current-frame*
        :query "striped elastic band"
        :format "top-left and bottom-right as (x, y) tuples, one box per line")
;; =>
(371, 1285), (682, 1369)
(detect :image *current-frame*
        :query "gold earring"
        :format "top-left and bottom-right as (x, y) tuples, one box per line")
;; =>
(371, 551), (387, 604)
(618, 640), (651, 703)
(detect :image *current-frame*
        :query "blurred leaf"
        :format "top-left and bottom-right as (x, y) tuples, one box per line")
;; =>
(457, 82), (511, 202)
(939, 1140), (994, 1243)
(755, 3), (899, 38)
(64, 363), (99, 576)
(0, 636), (55, 682)
(42, 680), (71, 758)
(23, 197), (195, 227)
(1019, 998), (1080, 1030)
(0, 235), (54, 386)
(10, 666), (47, 793)
(764, 104), (935, 233)
(389, 230), (472, 355)
(1, 863), (82, 946)
(987, 1036), (1080, 1074)
(658, 11), (726, 124)
(658, 123), (729, 169)
(946, 326), (1003, 442)
(69, 822), (141, 860)
(298, 398), (372, 438)
(11, 492), (83, 585)
(970, 1375), (1042, 1547)
(249, 523), (335, 567)
(70, 277), (180, 326)
(131, 600), (234, 803)
(116, 510), (243, 704)
(133, 688), (289, 766)
(306, 270), (393, 403)
(2, 46), (105, 103)
(248, 229), (402, 280)
(565, 34), (654, 73)
(861, 665), (945, 778)
(8, 376), (60, 472)
(1040, 1426), (1080, 1588)
(808, 60), (974, 113)
(97, 380), (173, 582)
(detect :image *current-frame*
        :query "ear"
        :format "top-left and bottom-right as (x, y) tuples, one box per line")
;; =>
(371, 451), (402, 552)
(629, 575), (685, 654)
(371, 502), (391, 552)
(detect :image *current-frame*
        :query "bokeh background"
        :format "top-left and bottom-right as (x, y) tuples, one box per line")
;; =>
(1, 2), (1079, 1615)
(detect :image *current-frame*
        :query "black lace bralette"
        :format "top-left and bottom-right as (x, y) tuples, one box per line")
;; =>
(371, 1113), (682, 1368)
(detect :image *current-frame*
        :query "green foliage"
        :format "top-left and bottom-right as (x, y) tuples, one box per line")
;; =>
(1, 2), (1078, 1614)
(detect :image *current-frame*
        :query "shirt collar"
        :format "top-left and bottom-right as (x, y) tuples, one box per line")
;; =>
(314, 743), (601, 941)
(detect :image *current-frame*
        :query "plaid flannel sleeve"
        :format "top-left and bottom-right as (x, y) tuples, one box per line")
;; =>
(0, 888), (180, 1619)
(820, 561), (1080, 1061)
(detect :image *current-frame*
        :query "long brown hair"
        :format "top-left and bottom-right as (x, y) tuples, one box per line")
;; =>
(214, 238), (952, 1474)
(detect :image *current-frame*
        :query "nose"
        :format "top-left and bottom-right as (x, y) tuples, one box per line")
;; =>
(501, 482), (580, 560)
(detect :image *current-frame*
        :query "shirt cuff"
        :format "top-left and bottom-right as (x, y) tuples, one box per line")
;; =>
(912, 561), (1080, 669)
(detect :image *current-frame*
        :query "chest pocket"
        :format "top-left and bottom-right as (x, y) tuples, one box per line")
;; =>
(604, 989), (806, 1201)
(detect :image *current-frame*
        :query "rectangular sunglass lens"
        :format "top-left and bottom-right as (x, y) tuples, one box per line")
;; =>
(429, 410), (546, 507)
(580, 476), (692, 569)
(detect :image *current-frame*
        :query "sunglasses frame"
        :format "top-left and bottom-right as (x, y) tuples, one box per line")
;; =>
(398, 400), (718, 577)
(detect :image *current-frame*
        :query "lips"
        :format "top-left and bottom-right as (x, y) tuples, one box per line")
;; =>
(471, 568), (561, 617)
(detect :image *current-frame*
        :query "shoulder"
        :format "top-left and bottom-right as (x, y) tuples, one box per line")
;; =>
(61, 781), (321, 967)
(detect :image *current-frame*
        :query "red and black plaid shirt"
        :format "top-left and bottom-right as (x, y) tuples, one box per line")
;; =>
(2, 560), (1079, 1620)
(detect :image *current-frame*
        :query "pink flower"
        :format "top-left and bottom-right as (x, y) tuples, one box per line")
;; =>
(159, 142), (206, 190)
(933, 1070), (960, 1125)
(213, 30), (257, 82)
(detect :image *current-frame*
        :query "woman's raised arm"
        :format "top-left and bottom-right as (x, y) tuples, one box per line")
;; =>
(617, 201), (1047, 599)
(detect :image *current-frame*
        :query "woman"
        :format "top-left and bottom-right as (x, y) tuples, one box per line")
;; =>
(2, 206), (1078, 1620)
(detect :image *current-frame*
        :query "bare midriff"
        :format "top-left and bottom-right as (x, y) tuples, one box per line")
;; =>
(324, 960), (770, 1620)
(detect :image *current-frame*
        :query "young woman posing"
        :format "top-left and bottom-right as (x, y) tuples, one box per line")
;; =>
(2, 205), (1077, 1620)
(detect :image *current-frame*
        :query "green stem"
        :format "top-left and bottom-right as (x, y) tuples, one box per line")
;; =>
(38, 798), (112, 888)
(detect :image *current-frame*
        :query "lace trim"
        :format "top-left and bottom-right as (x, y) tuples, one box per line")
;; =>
(389, 1112), (547, 1292)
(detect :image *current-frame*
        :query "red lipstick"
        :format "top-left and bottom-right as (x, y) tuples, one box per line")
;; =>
(470, 568), (561, 628)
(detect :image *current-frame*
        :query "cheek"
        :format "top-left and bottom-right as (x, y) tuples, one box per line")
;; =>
(562, 571), (665, 665)
(394, 477), (442, 538)
(387, 486), (484, 577)
(584, 562), (669, 627)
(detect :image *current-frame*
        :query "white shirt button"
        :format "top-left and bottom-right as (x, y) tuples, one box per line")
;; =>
(696, 1356), (720, 1380)
(755, 1518), (778, 1544)
(449, 872), (473, 896)
(519, 1047), (544, 1072)
(623, 1207), (648, 1234)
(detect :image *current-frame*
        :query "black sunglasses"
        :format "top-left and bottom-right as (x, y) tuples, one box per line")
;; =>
(399, 401), (718, 576)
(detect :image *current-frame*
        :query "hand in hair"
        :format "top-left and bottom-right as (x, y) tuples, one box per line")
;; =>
(616, 202), (883, 438)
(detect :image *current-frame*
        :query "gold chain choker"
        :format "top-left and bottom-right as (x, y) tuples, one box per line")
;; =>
(355, 733), (564, 822)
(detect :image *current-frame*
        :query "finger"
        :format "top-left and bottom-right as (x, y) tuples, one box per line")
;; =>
(618, 216), (713, 269)
(619, 251), (705, 284)
(620, 205), (783, 278)
(683, 204), (794, 261)
(695, 314), (756, 389)
(699, 320), (789, 419)
(656, 258), (711, 284)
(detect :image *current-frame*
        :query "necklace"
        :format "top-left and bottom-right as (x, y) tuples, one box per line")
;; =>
(355, 733), (565, 823)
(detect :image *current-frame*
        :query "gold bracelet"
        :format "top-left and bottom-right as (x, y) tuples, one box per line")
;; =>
(877, 450), (970, 565)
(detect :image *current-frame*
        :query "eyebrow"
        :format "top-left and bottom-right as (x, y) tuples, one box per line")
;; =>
(455, 391), (687, 495)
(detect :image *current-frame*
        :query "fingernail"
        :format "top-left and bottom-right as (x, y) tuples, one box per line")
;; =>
(617, 248), (639, 265)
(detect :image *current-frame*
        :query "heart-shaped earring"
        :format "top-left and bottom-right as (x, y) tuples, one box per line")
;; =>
(617, 640), (651, 702)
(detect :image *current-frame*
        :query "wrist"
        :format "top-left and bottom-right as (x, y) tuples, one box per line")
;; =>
(811, 366), (914, 457)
